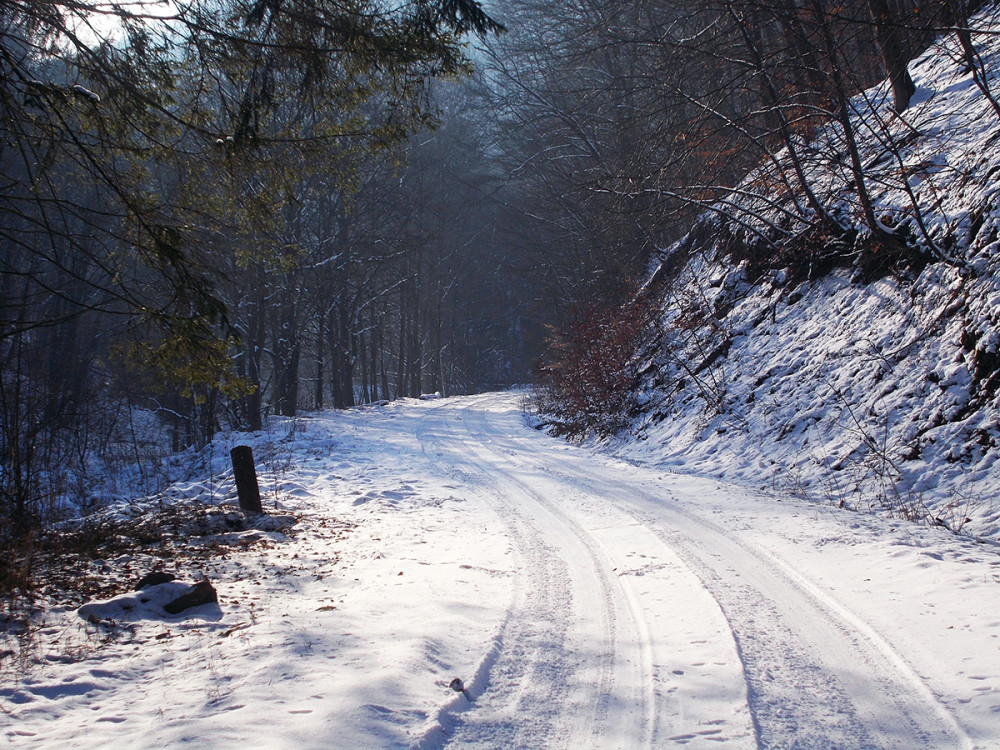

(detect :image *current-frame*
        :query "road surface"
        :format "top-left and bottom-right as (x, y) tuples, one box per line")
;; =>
(408, 393), (985, 749)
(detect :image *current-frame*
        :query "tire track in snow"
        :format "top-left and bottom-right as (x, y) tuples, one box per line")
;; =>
(456, 399), (684, 746)
(412, 402), (580, 748)
(467, 394), (972, 749)
(456, 396), (754, 747)
(642, 504), (973, 750)
(415, 396), (758, 748)
(456, 404), (656, 748)
(412, 400), (656, 748)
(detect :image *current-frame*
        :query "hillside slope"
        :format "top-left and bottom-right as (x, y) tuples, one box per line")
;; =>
(618, 9), (1000, 540)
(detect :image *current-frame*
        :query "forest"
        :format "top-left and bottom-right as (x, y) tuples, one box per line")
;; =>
(2, 0), (995, 566)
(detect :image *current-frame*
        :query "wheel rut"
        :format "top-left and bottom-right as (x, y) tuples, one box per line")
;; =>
(412, 394), (972, 749)
(459, 393), (972, 750)
(413, 400), (658, 748)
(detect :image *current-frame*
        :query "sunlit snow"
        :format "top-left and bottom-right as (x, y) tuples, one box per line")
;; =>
(3, 394), (998, 748)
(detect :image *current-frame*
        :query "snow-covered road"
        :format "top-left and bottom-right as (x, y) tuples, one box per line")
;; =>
(4, 392), (1000, 749)
(412, 394), (987, 749)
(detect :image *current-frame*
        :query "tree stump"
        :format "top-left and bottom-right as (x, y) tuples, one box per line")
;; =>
(231, 445), (263, 514)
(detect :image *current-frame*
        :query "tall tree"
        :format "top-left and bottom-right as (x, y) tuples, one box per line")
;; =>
(1, 0), (502, 532)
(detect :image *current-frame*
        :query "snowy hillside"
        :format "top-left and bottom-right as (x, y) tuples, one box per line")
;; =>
(621, 11), (1000, 540)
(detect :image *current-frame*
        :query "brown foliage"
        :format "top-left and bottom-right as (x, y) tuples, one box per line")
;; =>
(534, 299), (653, 437)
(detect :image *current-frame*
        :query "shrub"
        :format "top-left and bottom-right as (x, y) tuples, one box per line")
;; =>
(534, 299), (651, 437)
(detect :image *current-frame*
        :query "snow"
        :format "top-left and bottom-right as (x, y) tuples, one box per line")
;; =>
(4, 393), (999, 748)
(77, 580), (221, 623)
(625, 8), (1000, 541)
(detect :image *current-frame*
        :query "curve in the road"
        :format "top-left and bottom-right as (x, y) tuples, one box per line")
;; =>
(413, 394), (973, 750)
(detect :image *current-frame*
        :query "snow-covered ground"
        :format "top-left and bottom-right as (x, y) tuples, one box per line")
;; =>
(3, 393), (998, 748)
(625, 9), (1000, 540)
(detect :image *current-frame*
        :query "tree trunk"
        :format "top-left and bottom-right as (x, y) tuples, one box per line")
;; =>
(397, 292), (408, 399)
(408, 311), (422, 397)
(315, 314), (325, 410)
(731, 2), (840, 230)
(273, 296), (300, 417)
(359, 329), (370, 404)
(949, 0), (1000, 120)
(867, 0), (916, 112)
(809, 0), (884, 233)
(240, 263), (265, 431)
(340, 305), (356, 407)
(370, 309), (381, 402)
(380, 319), (390, 402)
(329, 304), (356, 408)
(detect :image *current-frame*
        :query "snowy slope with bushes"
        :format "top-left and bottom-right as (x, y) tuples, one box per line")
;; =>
(618, 11), (1000, 540)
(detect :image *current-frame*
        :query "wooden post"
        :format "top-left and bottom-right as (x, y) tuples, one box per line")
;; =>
(231, 445), (263, 514)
